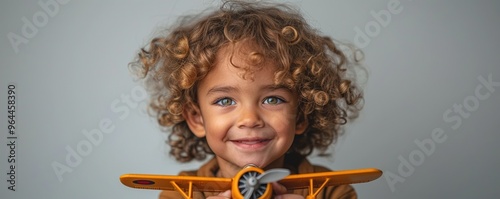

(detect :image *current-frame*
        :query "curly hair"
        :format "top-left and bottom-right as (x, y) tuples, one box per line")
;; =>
(132, 0), (364, 163)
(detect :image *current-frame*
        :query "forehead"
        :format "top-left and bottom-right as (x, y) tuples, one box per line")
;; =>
(209, 43), (275, 82)
(195, 40), (299, 100)
(214, 40), (275, 75)
(195, 41), (280, 93)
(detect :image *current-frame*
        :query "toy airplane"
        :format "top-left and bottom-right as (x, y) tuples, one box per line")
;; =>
(120, 165), (382, 199)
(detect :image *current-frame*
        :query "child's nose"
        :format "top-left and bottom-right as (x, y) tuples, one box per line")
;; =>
(237, 106), (264, 128)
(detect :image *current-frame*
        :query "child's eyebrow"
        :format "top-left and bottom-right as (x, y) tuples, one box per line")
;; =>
(206, 86), (238, 96)
(205, 84), (292, 96)
(262, 84), (293, 92)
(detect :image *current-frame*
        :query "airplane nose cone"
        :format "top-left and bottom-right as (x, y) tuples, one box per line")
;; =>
(248, 177), (257, 186)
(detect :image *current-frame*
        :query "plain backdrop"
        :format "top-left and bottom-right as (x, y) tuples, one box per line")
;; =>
(1, 0), (499, 198)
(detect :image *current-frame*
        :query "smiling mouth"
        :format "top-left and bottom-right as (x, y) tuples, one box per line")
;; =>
(230, 139), (271, 149)
(232, 140), (269, 144)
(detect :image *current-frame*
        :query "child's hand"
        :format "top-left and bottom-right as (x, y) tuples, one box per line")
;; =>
(206, 183), (305, 199)
(206, 190), (231, 199)
(271, 182), (305, 199)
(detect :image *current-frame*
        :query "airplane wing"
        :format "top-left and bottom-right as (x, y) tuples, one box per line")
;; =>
(279, 168), (382, 189)
(120, 174), (232, 192)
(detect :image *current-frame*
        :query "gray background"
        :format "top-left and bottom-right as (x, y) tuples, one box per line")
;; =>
(1, 0), (499, 198)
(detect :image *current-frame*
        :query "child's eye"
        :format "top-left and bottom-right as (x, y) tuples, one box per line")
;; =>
(215, 98), (236, 106)
(263, 96), (284, 105)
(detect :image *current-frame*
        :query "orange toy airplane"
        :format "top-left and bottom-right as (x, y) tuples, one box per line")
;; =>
(120, 165), (382, 199)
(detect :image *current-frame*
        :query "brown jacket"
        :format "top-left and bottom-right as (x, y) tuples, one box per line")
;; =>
(159, 158), (357, 199)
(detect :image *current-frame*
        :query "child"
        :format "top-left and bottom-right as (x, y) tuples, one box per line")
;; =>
(132, 1), (364, 198)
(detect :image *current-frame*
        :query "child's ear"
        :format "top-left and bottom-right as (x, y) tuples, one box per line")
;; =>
(183, 104), (206, 137)
(295, 116), (308, 135)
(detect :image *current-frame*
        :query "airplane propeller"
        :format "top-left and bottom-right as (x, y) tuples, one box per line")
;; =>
(239, 168), (290, 199)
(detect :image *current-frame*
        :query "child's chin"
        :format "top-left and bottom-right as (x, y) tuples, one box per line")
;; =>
(234, 157), (278, 169)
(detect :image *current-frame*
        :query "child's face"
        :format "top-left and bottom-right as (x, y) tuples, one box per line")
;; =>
(185, 43), (307, 175)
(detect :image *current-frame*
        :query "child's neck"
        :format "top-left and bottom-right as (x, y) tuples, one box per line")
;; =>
(215, 156), (285, 178)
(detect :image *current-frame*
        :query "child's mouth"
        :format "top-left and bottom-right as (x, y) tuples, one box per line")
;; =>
(233, 140), (268, 144)
(230, 139), (271, 149)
